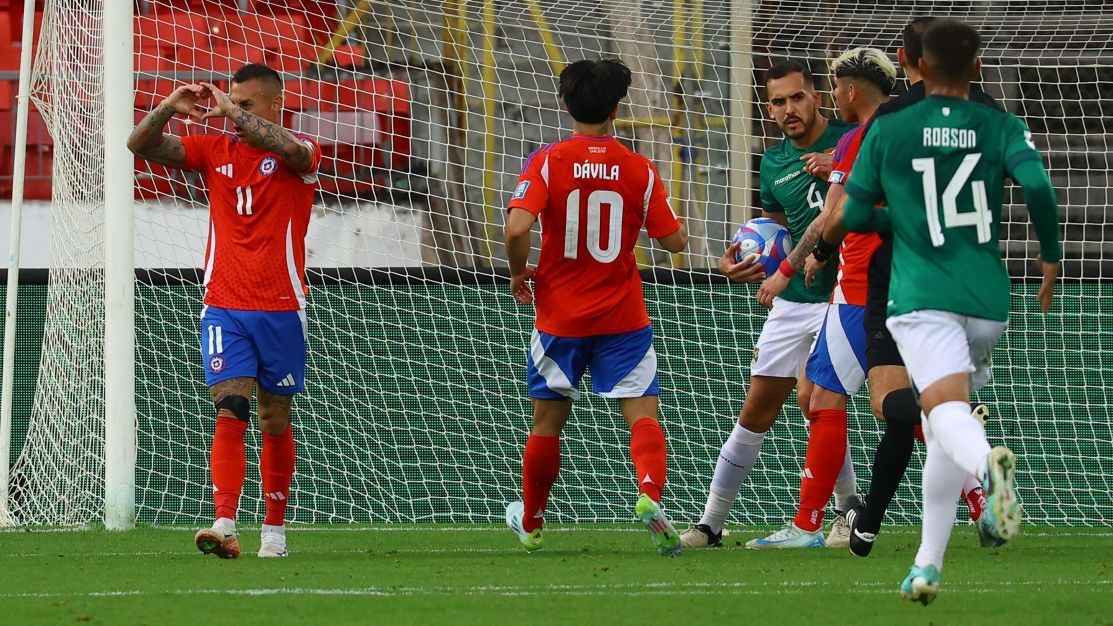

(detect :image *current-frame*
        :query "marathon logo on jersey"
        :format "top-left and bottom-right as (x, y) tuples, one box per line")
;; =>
(208, 355), (225, 373)
(774, 169), (803, 185)
(573, 162), (620, 180)
(512, 180), (530, 200)
(259, 156), (279, 176)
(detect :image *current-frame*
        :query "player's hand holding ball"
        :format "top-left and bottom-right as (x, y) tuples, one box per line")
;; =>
(718, 242), (766, 284)
(509, 266), (536, 305)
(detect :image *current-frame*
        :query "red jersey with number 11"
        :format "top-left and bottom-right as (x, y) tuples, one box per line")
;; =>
(507, 134), (681, 337)
(181, 133), (322, 312)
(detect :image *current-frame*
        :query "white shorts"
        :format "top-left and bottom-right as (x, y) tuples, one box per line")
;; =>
(887, 310), (1007, 394)
(751, 297), (827, 378)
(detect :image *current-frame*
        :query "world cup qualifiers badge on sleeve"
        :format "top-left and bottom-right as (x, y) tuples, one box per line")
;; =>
(259, 156), (278, 176)
(512, 181), (530, 200)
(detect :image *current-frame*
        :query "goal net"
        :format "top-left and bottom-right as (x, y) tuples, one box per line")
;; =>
(4, 0), (1110, 527)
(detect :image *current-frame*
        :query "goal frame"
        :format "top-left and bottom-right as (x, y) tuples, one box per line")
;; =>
(0, 0), (137, 529)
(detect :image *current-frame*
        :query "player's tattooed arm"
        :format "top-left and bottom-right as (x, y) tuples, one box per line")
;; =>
(820, 194), (851, 248)
(786, 212), (827, 272)
(225, 107), (314, 172)
(198, 81), (313, 172)
(127, 85), (205, 169)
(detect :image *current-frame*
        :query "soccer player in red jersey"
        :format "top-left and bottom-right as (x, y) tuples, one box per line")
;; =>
(748, 48), (894, 548)
(503, 59), (688, 556)
(128, 64), (322, 559)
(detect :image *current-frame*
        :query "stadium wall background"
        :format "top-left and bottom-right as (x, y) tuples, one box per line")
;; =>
(1, 269), (1110, 526)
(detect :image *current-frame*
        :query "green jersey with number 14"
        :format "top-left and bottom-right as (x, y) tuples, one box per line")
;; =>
(845, 96), (1044, 322)
(758, 119), (850, 303)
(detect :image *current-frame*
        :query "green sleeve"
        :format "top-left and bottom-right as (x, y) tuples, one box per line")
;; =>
(1011, 158), (1063, 264)
(844, 195), (890, 233)
(1003, 114), (1043, 174)
(842, 120), (887, 232)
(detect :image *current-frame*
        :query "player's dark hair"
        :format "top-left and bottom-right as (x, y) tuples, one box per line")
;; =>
(922, 19), (981, 84)
(766, 60), (815, 88)
(231, 63), (283, 90)
(559, 59), (632, 124)
(902, 16), (938, 66)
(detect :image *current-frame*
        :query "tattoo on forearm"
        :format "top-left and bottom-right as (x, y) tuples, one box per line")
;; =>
(128, 104), (186, 167)
(226, 107), (312, 171)
(789, 219), (823, 270)
(129, 105), (174, 151)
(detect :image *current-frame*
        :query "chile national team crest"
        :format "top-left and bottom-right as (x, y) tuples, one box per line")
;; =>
(259, 156), (278, 176)
(209, 355), (225, 373)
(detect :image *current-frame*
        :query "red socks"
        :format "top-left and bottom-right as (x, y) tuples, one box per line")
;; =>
(794, 409), (847, 532)
(630, 418), (667, 503)
(522, 434), (560, 532)
(211, 416), (248, 521)
(521, 419), (667, 532)
(261, 425), (296, 526)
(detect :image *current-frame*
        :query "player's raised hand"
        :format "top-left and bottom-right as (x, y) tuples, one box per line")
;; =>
(198, 82), (237, 120)
(800, 152), (833, 180)
(756, 270), (790, 309)
(718, 242), (766, 284)
(509, 266), (536, 304)
(162, 84), (209, 120)
(804, 254), (827, 289)
(1037, 260), (1059, 313)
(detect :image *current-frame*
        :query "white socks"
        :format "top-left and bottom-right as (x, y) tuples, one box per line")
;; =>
(915, 420), (965, 570)
(699, 423), (766, 533)
(261, 523), (286, 537)
(833, 440), (859, 512)
(929, 401), (991, 480)
(915, 401), (994, 570)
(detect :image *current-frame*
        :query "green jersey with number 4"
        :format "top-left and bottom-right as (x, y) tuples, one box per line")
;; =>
(758, 119), (850, 303)
(845, 96), (1054, 321)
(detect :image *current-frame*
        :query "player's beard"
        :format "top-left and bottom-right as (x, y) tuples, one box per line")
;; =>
(780, 113), (812, 140)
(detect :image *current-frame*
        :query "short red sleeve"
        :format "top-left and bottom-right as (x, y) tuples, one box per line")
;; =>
(294, 134), (324, 176)
(644, 163), (681, 238)
(506, 149), (549, 216)
(180, 134), (218, 172)
(828, 126), (864, 186)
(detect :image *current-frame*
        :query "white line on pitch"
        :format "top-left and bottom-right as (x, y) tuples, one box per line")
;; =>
(2, 579), (1110, 600)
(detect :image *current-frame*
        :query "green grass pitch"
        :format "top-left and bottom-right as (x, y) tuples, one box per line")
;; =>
(1, 525), (1110, 625)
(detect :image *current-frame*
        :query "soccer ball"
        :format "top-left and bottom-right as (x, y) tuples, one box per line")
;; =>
(731, 218), (793, 276)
